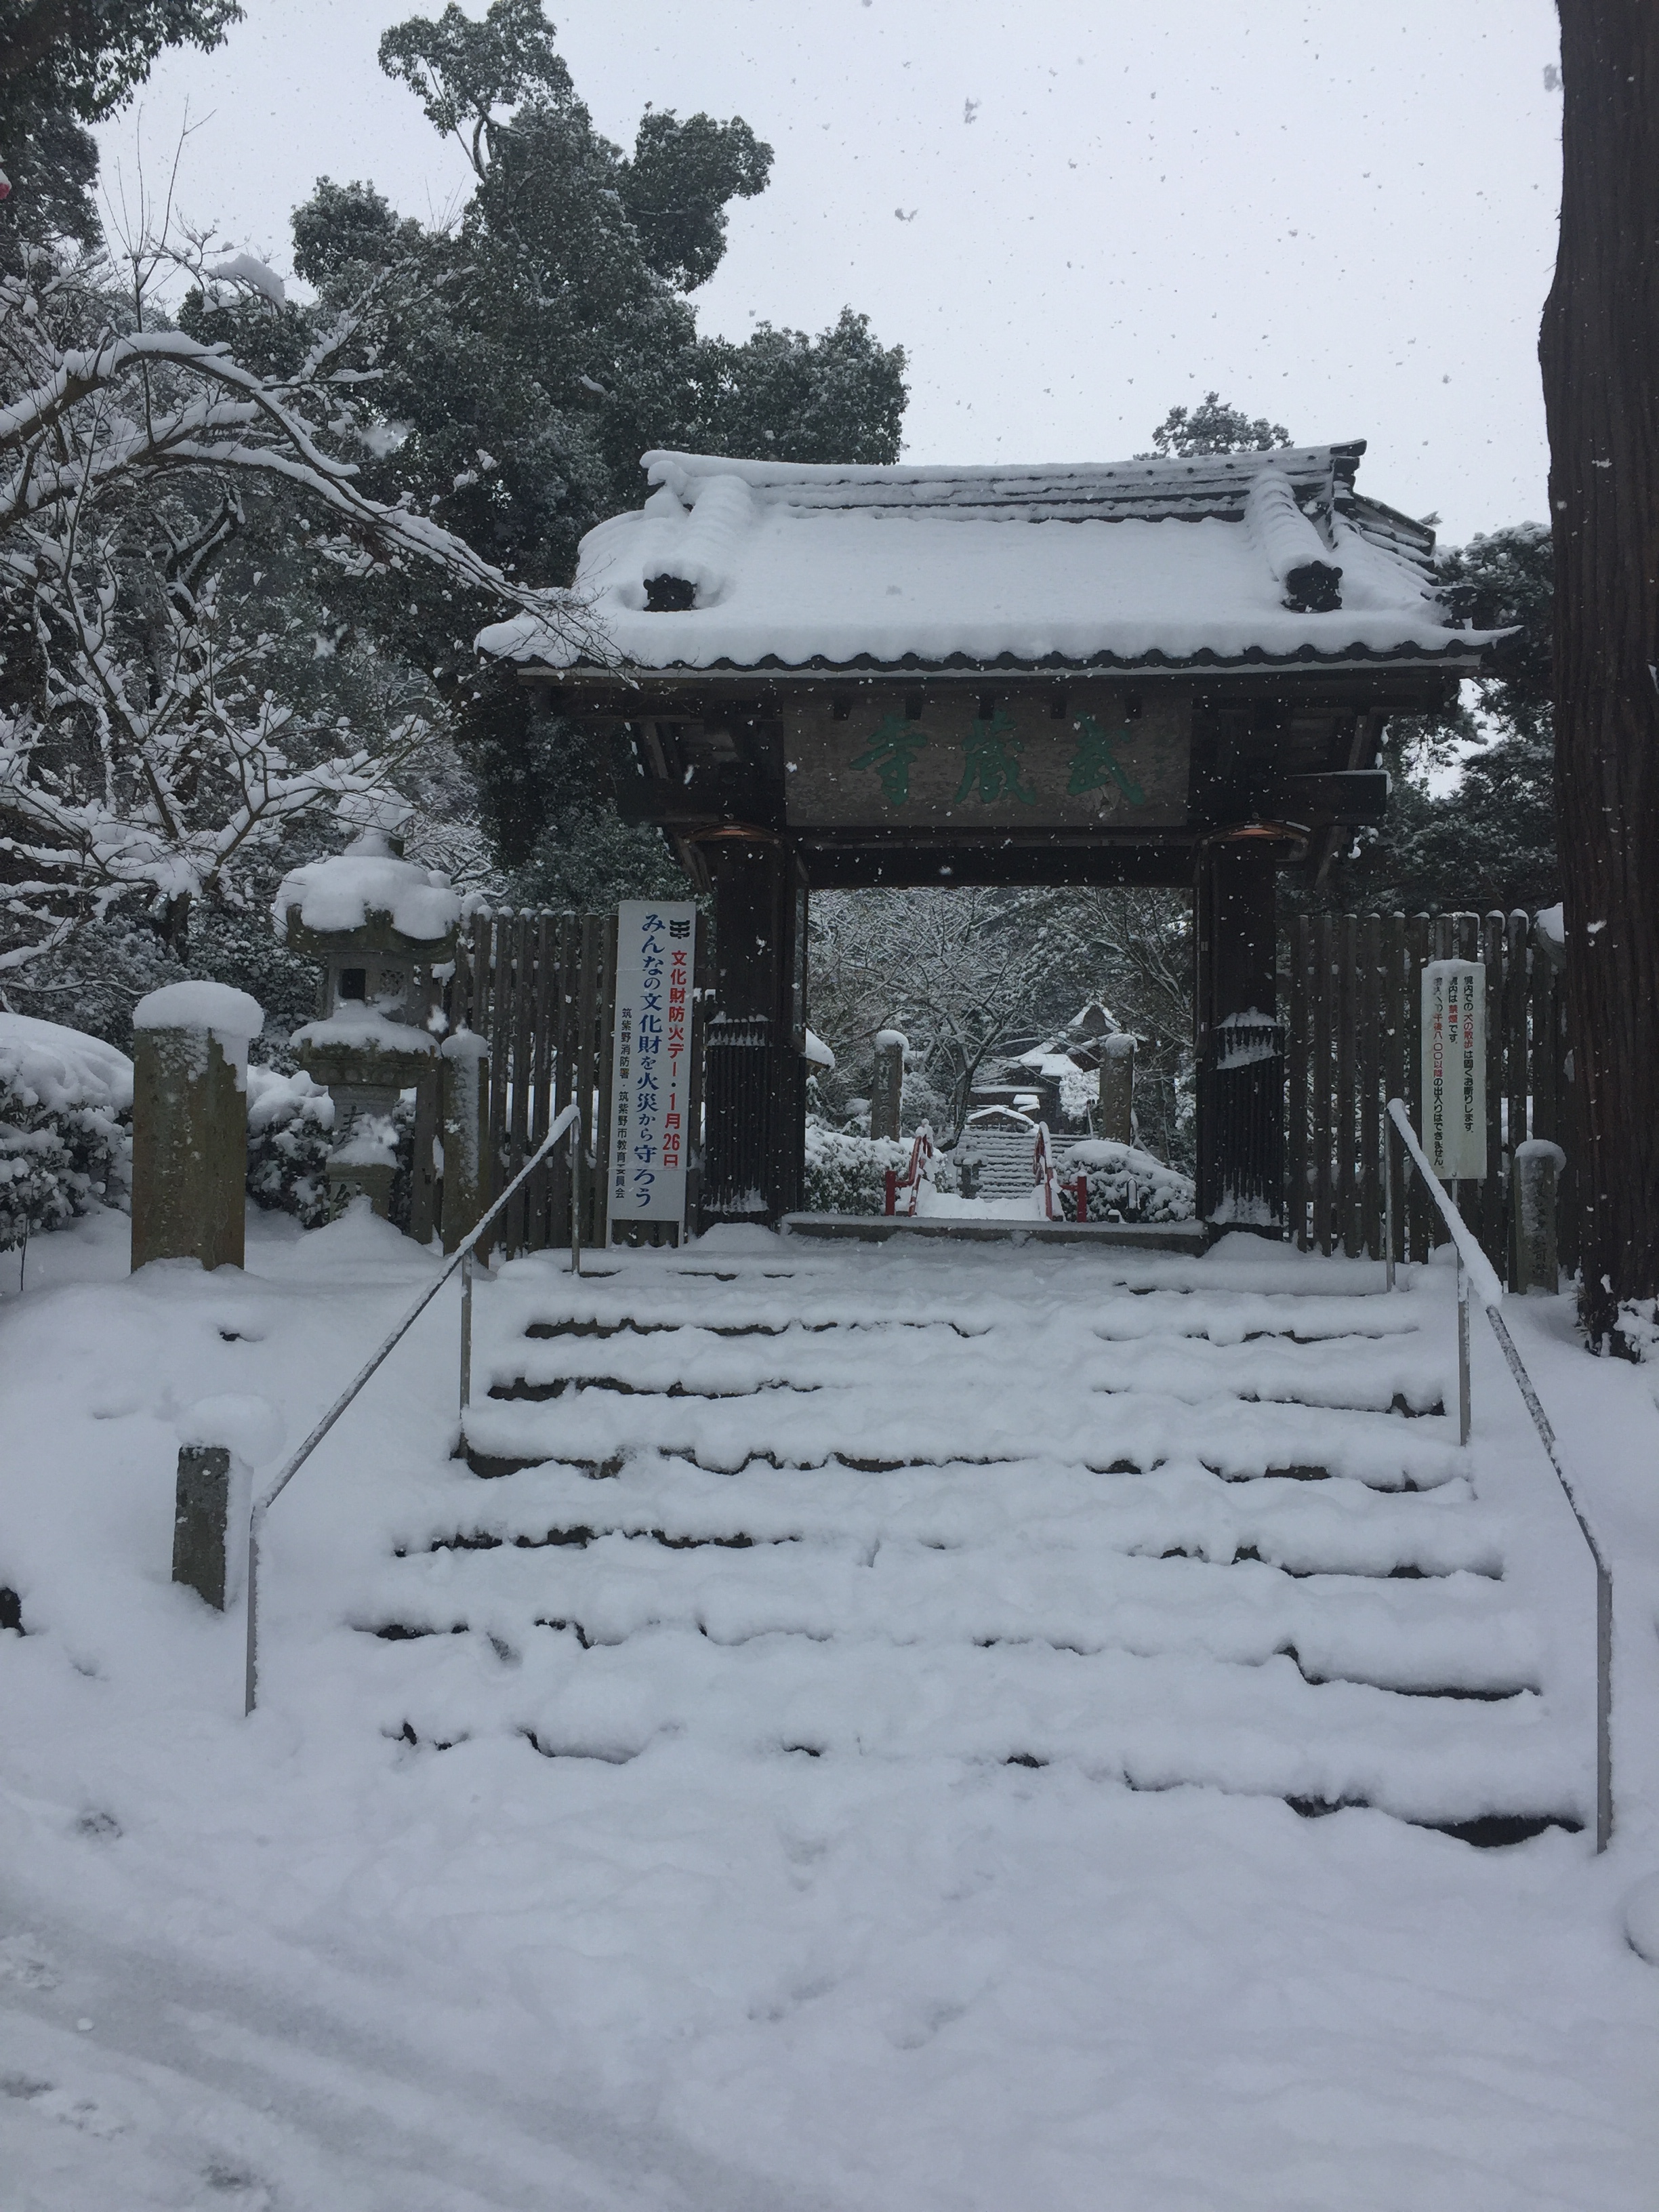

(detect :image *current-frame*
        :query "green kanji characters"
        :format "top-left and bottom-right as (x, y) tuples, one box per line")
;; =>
(848, 714), (929, 806)
(955, 710), (1035, 806)
(1066, 714), (1146, 806)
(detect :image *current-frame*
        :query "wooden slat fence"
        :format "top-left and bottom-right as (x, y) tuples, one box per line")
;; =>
(1285, 911), (1577, 1279)
(441, 909), (709, 1256)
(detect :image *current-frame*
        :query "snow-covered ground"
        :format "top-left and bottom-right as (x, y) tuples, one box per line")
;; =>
(2, 1205), (1657, 2210)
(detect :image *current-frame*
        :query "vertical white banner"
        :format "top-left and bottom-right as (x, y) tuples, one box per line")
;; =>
(1420, 958), (1487, 1180)
(608, 900), (697, 1232)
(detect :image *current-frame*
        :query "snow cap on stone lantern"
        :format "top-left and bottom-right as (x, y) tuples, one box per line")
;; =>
(274, 823), (464, 1029)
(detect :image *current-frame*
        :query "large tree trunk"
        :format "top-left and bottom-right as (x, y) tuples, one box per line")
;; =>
(1538, 1), (1659, 1343)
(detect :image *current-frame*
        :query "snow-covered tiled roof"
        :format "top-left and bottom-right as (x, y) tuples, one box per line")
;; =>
(480, 443), (1498, 675)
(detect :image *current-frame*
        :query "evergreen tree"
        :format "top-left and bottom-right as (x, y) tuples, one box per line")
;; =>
(0, 1), (242, 251)
(1143, 391), (1290, 459)
(283, 1), (907, 903)
(1318, 525), (1559, 916)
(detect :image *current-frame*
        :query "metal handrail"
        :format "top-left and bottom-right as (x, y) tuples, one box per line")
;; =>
(243, 1099), (583, 1715)
(1386, 1097), (1612, 1851)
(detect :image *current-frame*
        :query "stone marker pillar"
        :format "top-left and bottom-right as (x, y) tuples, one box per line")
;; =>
(1513, 1139), (1566, 1294)
(871, 1029), (905, 1141)
(441, 1029), (491, 1254)
(131, 983), (264, 1273)
(1098, 1033), (1136, 1143)
(173, 1443), (231, 1610)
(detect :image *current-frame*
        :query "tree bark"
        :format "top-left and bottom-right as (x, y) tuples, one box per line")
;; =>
(1538, 1), (1659, 1342)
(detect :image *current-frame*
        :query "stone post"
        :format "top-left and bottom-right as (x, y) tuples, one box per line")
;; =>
(131, 983), (264, 1273)
(441, 1029), (492, 1254)
(173, 1444), (231, 1610)
(1098, 1033), (1136, 1143)
(871, 1029), (905, 1141)
(1513, 1139), (1566, 1294)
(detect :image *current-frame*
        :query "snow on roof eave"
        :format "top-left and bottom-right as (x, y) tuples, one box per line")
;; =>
(492, 634), (1501, 677)
(642, 441), (1370, 495)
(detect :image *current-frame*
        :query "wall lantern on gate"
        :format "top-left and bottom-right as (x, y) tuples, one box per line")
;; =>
(273, 812), (465, 1230)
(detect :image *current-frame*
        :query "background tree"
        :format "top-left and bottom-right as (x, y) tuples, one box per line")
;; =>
(1143, 391), (1290, 459)
(0, 1), (242, 250)
(1317, 523), (1559, 915)
(1538, 0), (1659, 1343)
(808, 884), (1195, 1166)
(0, 223), (597, 1017)
(283, 1), (907, 907)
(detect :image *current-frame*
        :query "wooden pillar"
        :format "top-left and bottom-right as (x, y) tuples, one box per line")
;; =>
(1194, 842), (1285, 1232)
(700, 836), (806, 1227)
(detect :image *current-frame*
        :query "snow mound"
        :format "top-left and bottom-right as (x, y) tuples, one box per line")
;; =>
(292, 1010), (437, 1056)
(1058, 1139), (1196, 1225)
(0, 1013), (132, 1115)
(176, 1392), (285, 1471)
(274, 829), (465, 943)
(133, 983), (265, 1040)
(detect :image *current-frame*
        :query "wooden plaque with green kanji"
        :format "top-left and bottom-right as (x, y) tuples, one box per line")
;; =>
(782, 687), (1191, 830)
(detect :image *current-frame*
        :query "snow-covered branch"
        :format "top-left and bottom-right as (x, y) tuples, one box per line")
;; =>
(0, 239), (613, 975)
(0, 276), (608, 647)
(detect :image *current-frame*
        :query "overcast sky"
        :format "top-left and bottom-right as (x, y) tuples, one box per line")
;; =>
(98, 0), (1563, 546)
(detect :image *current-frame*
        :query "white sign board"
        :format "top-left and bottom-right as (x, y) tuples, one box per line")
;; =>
(1420, 958), (1487, 1180)
(607, 900), (697, 1232)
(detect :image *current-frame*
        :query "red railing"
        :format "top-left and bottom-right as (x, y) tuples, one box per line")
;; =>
(1032, 1122), (1061, 1220)
(883, 1123), (937, 1216)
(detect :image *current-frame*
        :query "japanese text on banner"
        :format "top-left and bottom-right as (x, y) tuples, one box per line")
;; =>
(608, 901), (697, 1229)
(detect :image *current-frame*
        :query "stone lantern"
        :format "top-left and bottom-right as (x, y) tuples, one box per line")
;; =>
(274, 827), (462, 1227)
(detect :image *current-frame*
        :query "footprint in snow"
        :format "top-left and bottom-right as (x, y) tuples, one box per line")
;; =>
(3, 2076), (128, 2136)
(0, 1934), (58, 1989)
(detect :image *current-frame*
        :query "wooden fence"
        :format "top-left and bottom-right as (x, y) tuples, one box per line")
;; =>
(1285, 910), (1576, 1277)
(440, 909), (711, 1256)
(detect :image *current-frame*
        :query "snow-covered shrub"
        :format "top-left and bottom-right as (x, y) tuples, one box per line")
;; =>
(1054, 1139), (1195, 1225)
(803, 1126), (958, 1214)
(0, 1015), (133, 1250)
(245, 1063), (422, 1231)
(1614, 1298), (1659, 1407)
(245, 1061), (341, 1227)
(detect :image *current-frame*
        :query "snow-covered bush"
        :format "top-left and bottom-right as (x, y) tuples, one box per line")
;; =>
(245, 1062), (341, 1228)
(803, 1126), (959, 1214)
(1614, 1298), (1659, 1406)
(245, 1062), (421, 1231)
(0, 1015), (133, 1250)
(1055, 1139), (1195, 1225)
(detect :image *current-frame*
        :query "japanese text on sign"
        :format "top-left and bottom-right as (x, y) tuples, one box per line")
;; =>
(1420, 958), (1487, 1181)
(609, 900), (697, 1231)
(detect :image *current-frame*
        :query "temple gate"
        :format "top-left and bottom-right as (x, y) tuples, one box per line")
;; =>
(483, 442), (1497, 1235)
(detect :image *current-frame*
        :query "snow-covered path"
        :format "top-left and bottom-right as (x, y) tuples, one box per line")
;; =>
(2, 1208), (1656, 2209)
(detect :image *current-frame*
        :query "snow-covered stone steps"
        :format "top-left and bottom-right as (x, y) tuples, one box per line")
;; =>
(353, 1540), (1538, 1696)
(484, 1324), (1448, 1416)
(388, 1455), (1504, 1582)
(342, 1624), (1576, 1832)
(320, 1239), (1582, 1841)
(460, 1388), (1465, 1493)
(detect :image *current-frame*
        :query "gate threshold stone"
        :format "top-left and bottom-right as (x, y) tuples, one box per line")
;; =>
(780, 1213), (1210, 1253)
